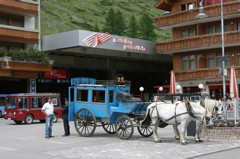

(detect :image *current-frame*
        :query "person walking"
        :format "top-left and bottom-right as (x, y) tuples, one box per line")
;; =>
(41, 97), (54, 139)
(62, 98), (70, 136)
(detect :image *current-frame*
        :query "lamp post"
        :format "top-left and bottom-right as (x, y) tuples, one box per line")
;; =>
(220, 0), (227, 122)
(159, 87), (163, 93)
(139, 87), (144, 101)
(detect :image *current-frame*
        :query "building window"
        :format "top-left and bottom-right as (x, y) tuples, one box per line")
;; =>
(180, 4), (186, 11)
(187, 3), (194, 10)
(11, 18), (24, 27)
(0, 16), (8, 25)
(208, 53), (215, 68)
(181, 29), (195, 39)
(225, 52), (230, 67)
(189, 55), (196, 70)
(181, 30), (187, 38)
(216, 52), (230, 67)
(216, 53), (222, 67)
(215, 25), (221, 33)
(206, 26), (214, 34)
(238, 50), (240, 65)
(188, 29), (195, 37)
(237, 22), (240, 31)
(182, 56), (188, 70)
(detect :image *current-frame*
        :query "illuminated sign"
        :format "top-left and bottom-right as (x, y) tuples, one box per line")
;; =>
(113, 38), (146, 52)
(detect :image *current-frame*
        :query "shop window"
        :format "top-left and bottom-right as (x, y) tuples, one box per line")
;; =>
(18, 98), (28, 109)
(93, 90), (105, 103)
(180, 4), (186, 11)
(77, 90), (88, 102)
(0, 16), (8, 25)
(109, 91), (114, 103)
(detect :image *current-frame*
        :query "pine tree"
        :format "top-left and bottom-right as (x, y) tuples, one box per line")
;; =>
(139, 12), (157, 41)
(127, 14), (138, 38)
(103, 8), (115, 34)
(94, 23), (100, 32)
(114, 10), (126, 36)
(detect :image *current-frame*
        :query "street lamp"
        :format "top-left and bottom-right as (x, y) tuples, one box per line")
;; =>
(196, 0), (207, 19)
(159, 87), (163, 93)
(176, 85), (181, 93)
(139, 87), (144, 101)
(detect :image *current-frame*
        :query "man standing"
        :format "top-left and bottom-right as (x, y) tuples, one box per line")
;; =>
(62, 98), (70, 136)
(41, 97), (54, 139)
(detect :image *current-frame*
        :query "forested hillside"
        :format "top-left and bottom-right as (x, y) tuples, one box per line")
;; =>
(41, 0), (170, 41)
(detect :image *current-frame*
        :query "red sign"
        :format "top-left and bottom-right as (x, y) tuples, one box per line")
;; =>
(44, 68), (67, 79)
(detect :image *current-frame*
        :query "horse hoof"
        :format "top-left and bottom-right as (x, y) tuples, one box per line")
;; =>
(195, 140), (199, 143)
(182, 142), (187, 145)
(199, 140), (204, 142)
(175, 137), (180, 140)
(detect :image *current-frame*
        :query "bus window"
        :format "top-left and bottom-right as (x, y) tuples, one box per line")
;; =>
(0, 97), (5, 106)
(18, 97), (28, 109)
(31, 97), (43, 109)
(6, 97), (16, 109)
(93, 90), (105, 103)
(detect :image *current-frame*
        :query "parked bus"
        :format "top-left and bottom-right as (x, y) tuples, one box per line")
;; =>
(0, 96), (5, 117)
(3, 93), (62, 124)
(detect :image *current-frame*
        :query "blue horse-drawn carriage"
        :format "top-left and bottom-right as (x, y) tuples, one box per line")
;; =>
(68, 78), (152, 139)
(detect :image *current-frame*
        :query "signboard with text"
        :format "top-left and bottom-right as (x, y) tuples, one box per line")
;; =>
(44, 68), (67, 79)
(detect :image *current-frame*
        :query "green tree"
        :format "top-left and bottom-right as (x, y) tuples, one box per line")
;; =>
(94, 23), (100, 32)
(103, 8), (115, 34)
(139, 12), (157, 41)
(126, 14), (138, 38)
(114, 10), (126, 36)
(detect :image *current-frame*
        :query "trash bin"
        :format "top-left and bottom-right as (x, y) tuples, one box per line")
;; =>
(187, 121), (196, 136)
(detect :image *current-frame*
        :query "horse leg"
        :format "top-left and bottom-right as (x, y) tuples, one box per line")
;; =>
(179, 120), (188, 145)
(152, 118), (161, 143)
(195, 120), (204, 143)
(173, 125), (180, 140)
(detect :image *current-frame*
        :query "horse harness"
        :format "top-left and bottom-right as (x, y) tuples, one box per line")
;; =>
(150, 101), (197, 126)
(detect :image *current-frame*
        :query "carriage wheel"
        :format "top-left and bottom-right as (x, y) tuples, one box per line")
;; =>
(115, 115), (134, 140)
(102, 122), (116, 134)
(137, 124), (153, 137)
(74, 108), (96, 137)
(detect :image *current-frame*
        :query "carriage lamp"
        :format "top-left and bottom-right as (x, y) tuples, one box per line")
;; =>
(198, 84), (204, 89)
(139, 87), (144, 101)
(176, 85), (181, 93)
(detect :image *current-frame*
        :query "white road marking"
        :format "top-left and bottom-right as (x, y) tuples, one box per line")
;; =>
(0, 147), (17, 151)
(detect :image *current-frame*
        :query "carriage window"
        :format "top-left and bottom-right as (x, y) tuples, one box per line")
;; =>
(31, 97), (43, 109)
(173, 96), (181, 103)
(70, 88), (74, 102)
(0, 97), (4, 106)
(93, 90), (105, 103)
(190, 96), (200, 102)
(109, 91), (114, 103)
(18, 98), (28, 109)
(77, 90), (88, 102)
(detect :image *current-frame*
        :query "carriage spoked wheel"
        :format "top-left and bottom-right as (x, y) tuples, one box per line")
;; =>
(102, 122), (116, 134)
(137, 124), (153, 137)
(74, 108), (96, 137)
(115, 115), (134, 140)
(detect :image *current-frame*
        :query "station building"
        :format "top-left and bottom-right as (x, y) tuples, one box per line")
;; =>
(41, 30), (172, 101)
(155, 0), (240, 99)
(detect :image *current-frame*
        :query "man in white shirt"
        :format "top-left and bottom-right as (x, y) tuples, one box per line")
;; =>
(41, 97), (54, 139)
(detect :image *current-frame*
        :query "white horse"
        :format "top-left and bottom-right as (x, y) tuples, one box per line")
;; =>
(173, 98), (223, 142)
(141, 100), (206, 145)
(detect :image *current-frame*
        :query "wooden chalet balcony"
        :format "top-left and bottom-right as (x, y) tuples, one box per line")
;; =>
(176, 67), (240, 81)
(155, 0), (240, 28)
(0, 62), (52, 78)
(156, 31), (240, 54)
(0, 0), (38, 15)
(0, 27), (38, 43)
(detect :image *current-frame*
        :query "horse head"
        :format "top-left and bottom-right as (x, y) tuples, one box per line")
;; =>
(214, 100), (223, 119)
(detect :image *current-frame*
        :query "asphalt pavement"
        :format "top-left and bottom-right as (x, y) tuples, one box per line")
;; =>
(1, 118), (240, 159)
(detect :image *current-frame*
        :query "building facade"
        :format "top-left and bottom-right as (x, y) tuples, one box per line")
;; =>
(0, 0), (52, 93)
(155, 0), (240, 99)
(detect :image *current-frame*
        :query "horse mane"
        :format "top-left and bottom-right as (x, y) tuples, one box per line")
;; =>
(184, 97), (196, 118)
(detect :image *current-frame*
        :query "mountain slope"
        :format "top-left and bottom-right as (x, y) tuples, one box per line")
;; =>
(40, 0), (170, 41)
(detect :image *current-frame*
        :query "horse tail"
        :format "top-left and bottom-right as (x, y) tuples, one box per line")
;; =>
(140, 106), (152, 127)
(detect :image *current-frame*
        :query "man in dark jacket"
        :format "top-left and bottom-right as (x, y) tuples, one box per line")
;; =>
(62, 98), (70, 136)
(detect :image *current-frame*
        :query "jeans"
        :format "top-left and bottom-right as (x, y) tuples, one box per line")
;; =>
(45, 115), (53, 137)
